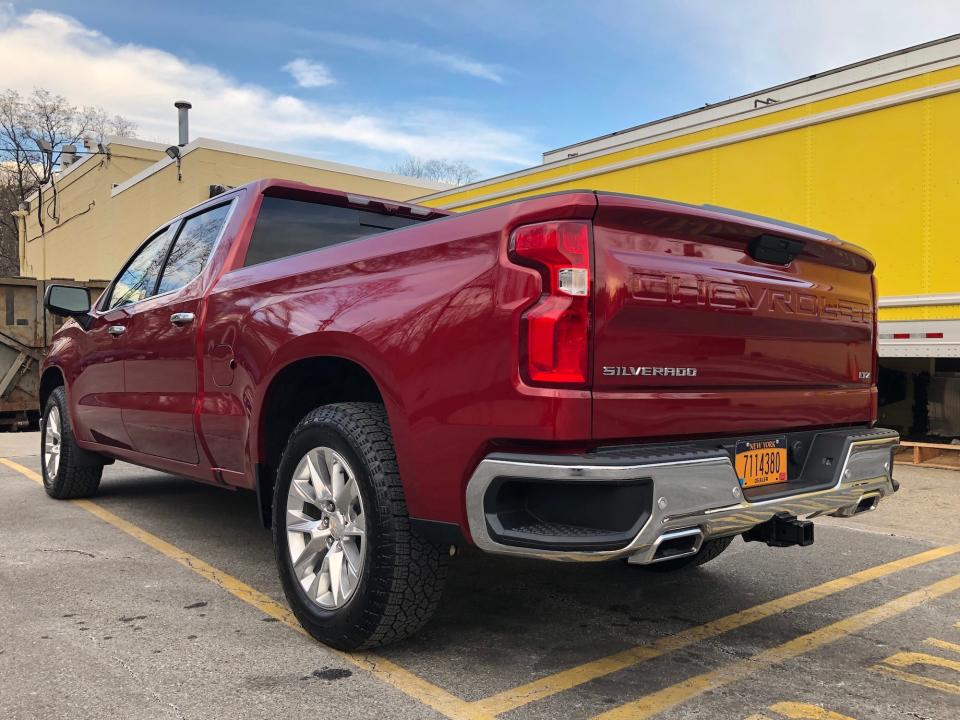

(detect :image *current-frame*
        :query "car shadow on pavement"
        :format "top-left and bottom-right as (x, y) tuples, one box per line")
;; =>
(90, 465), (754, 680)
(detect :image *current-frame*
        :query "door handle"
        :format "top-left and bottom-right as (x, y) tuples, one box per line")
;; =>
(170, 312), (195, 326)
(107, 325), (126, 336)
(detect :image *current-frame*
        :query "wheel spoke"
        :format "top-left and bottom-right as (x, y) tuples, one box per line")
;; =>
(287, 518), (322, 534)
(308, 450), (333, 500)
(342, 516), (364, 537)
(327, 547), (344, 606)
(286, 508), (313, 527)
(292, 534), (329, 578)
(341, 536), (361, 571)
(289, 478), (316, 505)
(335, 475), (356, 511)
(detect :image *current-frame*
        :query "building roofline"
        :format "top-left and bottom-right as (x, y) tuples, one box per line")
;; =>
(418, 33), (960, 204)
(22, 136), (167, 205)
(544, 32), (960, 157)
(420, 76), (960, 209)
(102, 135), (170, 152)
(110, 137), (452, 197)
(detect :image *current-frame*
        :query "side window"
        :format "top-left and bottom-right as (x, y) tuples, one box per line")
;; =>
(157, 203), (232, 295)
(105, 226), (175, 309)
(243, 196), (421, 267)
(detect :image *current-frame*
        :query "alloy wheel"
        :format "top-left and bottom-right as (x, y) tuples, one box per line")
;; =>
(285, 446), (366, 610)
(43, 405), (61, 479)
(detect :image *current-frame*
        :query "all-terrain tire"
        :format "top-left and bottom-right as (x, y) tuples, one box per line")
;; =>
(272, 402), (448, 650)
(638, 535), (735, 573)
(41, 386), (102, 499)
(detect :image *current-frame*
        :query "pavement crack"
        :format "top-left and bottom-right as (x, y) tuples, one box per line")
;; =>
(108, 649), (186, 720)
(38, 548), (95, 558)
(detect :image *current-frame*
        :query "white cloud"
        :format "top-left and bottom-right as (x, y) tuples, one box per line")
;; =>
(283, 58), (335, 88)
(318, 32), (505, 83)
(653, 0), (960, 96)
(0, 8), (534, 172)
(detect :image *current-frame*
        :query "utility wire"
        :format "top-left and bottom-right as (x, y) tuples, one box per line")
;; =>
(0, 146), (158, 162)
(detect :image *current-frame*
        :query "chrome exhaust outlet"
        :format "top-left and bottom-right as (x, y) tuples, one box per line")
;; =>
(636, 527), (703, 564)
(854, 492), (880, 514)
(829, 492), (881, 518)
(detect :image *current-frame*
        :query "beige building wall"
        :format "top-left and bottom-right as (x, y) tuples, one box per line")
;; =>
(19, 138), (444, 281)
(19, 140), (165, 280)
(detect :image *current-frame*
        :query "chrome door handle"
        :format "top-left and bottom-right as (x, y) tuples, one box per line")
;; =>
(107, 325), (126, 336)
(170, 312), (195, 326)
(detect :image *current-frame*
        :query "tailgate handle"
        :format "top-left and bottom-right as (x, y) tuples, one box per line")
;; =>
(748, 234), (805, 265)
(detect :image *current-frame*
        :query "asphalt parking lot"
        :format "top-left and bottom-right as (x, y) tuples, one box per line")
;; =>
(2, 433), (959, 720)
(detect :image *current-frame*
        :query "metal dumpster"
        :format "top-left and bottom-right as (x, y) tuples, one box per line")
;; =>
(0, 277), (109, 430)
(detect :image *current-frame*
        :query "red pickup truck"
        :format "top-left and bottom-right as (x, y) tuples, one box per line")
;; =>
(40, 179), (898, 649)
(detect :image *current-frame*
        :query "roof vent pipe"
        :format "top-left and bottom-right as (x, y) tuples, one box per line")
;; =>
(174, 101), (192, 146)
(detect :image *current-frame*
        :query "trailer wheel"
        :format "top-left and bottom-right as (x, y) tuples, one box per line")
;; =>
(273, 402), (448, 650)
(41, 387), (102, 499)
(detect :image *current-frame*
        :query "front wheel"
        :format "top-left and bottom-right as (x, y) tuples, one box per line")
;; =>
(273, 402), (448, 650)
(41, 386), (102, 499)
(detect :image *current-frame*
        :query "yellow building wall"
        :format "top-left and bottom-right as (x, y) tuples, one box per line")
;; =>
(421, 65), (960, 323)
(21, 145), (437, 281)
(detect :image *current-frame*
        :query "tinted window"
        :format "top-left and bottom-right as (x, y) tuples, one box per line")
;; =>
(157, 203), (232, 294)
(244, 196), (421, 267)
(106, 226), (175, 309)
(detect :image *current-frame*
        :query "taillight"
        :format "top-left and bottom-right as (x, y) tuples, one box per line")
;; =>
(510, 221), (591, 386)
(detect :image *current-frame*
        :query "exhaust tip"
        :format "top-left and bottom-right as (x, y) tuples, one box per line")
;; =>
(651, 527), (703, 563)
(855, 493), (880, 514)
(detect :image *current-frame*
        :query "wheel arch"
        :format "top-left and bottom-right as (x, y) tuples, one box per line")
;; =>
(254, 353), (393, 528)
(39, 365), (66, 413)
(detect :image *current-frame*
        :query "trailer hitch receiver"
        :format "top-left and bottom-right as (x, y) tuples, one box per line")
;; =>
(742, 513), (814, 547)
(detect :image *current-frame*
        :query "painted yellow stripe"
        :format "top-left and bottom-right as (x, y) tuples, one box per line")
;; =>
(768, 701), (858, 720)
(0, 458), (489, 720)
(593, 573), (960, 720)
(474, 543), (960, 716)
(871, 663), (960, 695)
(926, 636), (960, 654)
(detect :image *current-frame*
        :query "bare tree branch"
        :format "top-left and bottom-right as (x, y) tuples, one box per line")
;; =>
(0, 88), (137, 275)
(391, 156), (480, 186)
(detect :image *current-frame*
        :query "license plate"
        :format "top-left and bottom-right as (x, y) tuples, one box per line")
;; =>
(735, 437), (787, 488)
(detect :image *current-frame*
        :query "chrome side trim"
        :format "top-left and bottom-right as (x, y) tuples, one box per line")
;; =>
(465, 433), (898, 563)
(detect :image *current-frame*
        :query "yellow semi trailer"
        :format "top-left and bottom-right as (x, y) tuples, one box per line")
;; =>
(419, 35), (960, 441)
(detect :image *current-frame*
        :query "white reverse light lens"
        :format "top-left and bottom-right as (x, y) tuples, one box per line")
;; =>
(557, 268), (588, 296)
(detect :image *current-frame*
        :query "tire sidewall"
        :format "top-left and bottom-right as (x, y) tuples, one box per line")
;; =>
(273, 418), (382, 645)
(41, 390), (65, 492)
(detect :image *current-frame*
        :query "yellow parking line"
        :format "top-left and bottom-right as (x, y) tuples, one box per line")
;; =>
(925, 636), (960, 654)
(593, 573), (960, 720)
(0, 458), (489, 720)
(474, 543), (960, 716)
(871, 663), (960, 695)
(768, 701), (857, 720)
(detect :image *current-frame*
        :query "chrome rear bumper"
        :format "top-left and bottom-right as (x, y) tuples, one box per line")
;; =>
(465, 428), (898, 564)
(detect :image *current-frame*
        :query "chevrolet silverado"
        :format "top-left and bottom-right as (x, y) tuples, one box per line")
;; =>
(39, 179), (899, 649)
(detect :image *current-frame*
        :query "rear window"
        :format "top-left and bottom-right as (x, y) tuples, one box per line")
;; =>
(244, 196), (422, 267)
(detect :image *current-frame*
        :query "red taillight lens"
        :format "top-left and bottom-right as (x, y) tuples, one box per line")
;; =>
(511, 221), (591, 385)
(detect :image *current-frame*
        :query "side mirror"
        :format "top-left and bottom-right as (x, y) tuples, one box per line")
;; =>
(44, 284), (91, 318)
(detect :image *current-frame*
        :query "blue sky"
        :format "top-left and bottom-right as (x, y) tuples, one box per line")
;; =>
(4, 1), (960, 178)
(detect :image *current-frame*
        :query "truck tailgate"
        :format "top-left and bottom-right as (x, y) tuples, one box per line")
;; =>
(591, 194), (877, 439)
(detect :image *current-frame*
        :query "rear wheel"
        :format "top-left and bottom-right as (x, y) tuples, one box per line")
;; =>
(41, 387), (102, 499)
(638, 536), (734, 573)
(273, 402), (448, 650)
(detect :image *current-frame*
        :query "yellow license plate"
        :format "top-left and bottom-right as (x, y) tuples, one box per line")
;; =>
(735, 437), (787, 488)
